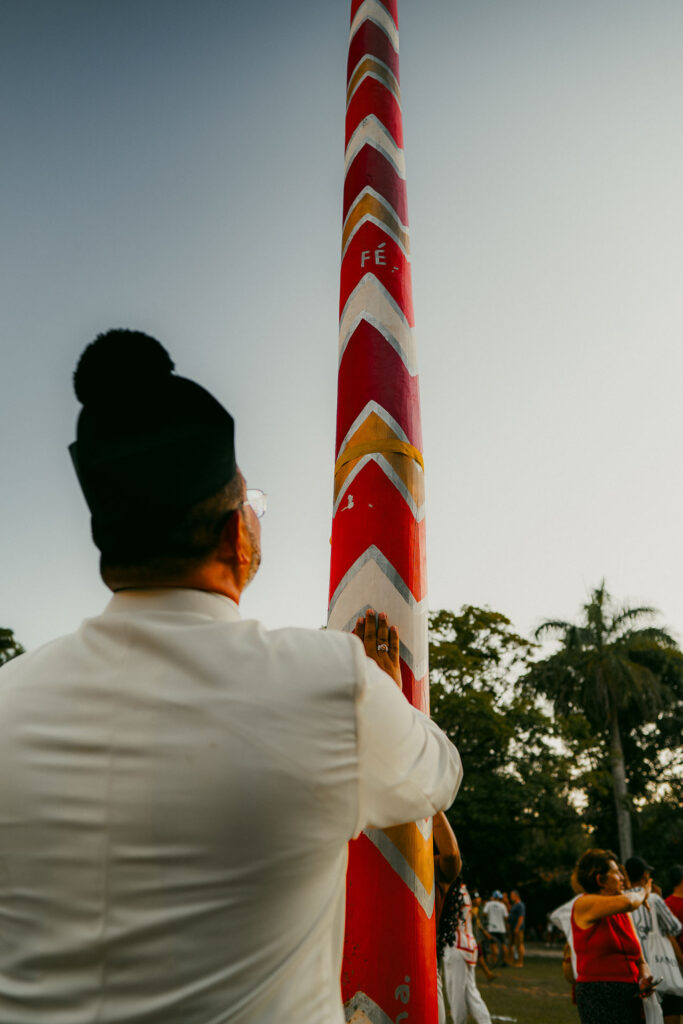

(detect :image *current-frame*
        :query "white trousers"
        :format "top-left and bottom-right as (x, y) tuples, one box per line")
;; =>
(441, 948), (492, 1024)
(437, 962), (446, 1024)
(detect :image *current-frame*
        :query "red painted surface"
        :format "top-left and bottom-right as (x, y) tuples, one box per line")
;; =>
(339, 225), (413, 323)
(345, 78), (404, 150)
(332, 2), (435, 1021)
(335, 320), (422, 455)
(329, 463), (426, 603)
(398, 661), (430, 713)
(348, 22), (400, 84)
(343, 837), (437, 1022)
(343, 147), (408, 224)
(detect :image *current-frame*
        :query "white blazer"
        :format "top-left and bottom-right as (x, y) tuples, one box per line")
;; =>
(0, 588), (461, 1023)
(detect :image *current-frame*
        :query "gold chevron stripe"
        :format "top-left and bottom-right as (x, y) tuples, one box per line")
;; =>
(347, 57), (400, 105)
(335, 438), (423, 476)
(334, 412), (425, 506)
(342, 193), (410, 256)
(364, 822), (435, 916)
(337, 451), (424, 510)
(382, 821), (434, 892)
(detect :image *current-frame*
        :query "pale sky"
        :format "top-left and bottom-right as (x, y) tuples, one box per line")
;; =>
(3, 0), (683, 653)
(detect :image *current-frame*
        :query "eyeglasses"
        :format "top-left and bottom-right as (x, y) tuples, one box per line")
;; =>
(243, 488), (267, 519)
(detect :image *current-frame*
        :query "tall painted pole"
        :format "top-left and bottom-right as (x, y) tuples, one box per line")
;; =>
(328, 2), (435, 1021)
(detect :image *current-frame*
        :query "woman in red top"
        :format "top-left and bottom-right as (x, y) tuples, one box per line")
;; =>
(664, 865), (683, 1024)
(571, 848), (655, 1024)
(665, 864), (683, 955)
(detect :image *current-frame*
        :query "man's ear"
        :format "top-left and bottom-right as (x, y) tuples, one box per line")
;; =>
(233, 509), (253, 566)
(217, 508), (251, 566)
(216, 510), (241, 561)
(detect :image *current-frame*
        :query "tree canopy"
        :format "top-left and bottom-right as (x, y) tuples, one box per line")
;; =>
(0, 628), (24, 667)
(429, 606), (585, 919)
(523, 582), (683, 861)
(430, 591), (683, 927)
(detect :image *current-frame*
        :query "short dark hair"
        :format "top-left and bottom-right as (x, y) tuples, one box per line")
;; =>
(100, 474), (243, 583)
(669, 865), (683, 889)
(573, 849), (619, 894)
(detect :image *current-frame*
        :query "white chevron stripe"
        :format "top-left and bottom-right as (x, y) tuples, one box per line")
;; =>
(415, 817), (433, 841)
(339, 312), (416, 376)
(347, 56), (400, 104)
(365, 827), (435, 917)
(327, 558), (428, 678)
(345, 117), (406, 178)
(333, 451), (424, 521)
(345, 991), (394, 1024)
(339, 277), (417, 372)
(329, 543), (415, 611)
(349, 3), (400, 52)
(337, 399), (411, 454)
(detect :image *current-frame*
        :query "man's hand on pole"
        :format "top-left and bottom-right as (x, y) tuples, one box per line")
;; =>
(354, 610), (402, 689)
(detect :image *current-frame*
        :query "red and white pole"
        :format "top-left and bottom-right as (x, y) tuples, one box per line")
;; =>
(328, 2), (435, 1020)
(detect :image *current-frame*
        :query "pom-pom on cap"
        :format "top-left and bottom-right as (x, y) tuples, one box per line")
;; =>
(73, 329), (175, 406)
(69, 328), (237, 555)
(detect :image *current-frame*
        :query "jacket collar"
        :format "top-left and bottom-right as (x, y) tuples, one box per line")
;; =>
(104, 588), (241, 623)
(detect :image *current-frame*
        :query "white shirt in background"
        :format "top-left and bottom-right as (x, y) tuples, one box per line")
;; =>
(483, 899), (508, 933)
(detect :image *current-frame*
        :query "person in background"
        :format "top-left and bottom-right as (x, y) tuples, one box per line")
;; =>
(549, 890), (581, 1007)
(483, 890), (509, 966)
(438, 880), (493, 1024)
(562, 941), (576, 996)
(434, 813), (462, 1024)
(665, 865), (683, 1024)
(507, 889), (526, 967)
(626, 857), (683, 1024)
(571, 848), (655, 1024)
(471, 892), (496, 981)
(434, 812), (462, 924)
(666, 866), (683, 957)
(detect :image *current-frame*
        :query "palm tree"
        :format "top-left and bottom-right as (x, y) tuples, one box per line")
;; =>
(524, 582), (681, 861)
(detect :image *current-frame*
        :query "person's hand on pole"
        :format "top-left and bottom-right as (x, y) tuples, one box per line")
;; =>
(354, 610), (402, 688)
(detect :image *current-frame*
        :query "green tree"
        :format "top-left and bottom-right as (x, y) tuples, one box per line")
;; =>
(0, 628), (24, 666)
(430, 607), (584, 911)
(523, 582), (683, 861)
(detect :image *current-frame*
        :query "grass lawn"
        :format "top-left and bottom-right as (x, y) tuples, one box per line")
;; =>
(462, 948), (578, 1024)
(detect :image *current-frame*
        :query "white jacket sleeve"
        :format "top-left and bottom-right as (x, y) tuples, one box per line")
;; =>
(351, 640), (462, 835)
(654, 894), (682, 936)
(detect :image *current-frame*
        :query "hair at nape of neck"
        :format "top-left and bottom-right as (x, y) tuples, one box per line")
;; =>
(100, 475), (244, 588)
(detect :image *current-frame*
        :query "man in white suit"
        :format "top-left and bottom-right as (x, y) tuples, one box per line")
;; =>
(0, 330), (462, 1024)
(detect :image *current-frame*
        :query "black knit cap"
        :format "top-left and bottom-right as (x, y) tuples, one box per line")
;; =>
(624, 856), (654, 883)
(69, 329), (237, 556)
